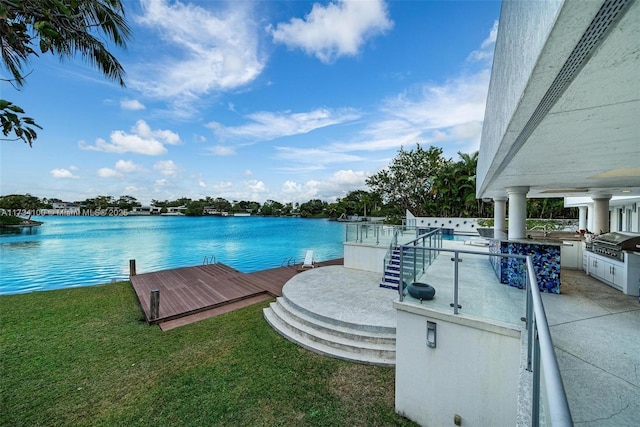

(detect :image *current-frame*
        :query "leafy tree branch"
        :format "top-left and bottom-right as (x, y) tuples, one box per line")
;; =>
(0, 0), (131, 146)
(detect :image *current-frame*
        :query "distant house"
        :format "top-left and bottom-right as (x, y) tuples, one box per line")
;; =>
(129, 206), (162, 216)
(45, 202), (80, 215)
(204, 207), (229, 216)
(162, 206), (187, 216)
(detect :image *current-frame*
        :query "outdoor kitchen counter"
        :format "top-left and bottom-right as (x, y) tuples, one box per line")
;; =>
(488, 238), (562, 294)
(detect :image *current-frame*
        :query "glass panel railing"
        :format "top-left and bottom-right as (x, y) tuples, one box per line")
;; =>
(344, 223), (403, 246)
(458, 249), (525, 326)
(399, 246), (524, 326)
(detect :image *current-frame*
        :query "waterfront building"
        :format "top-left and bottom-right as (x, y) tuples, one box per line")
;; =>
(398, 1), (639, 425)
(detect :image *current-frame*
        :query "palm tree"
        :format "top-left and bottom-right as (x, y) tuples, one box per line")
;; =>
(1, 0), (131, 145)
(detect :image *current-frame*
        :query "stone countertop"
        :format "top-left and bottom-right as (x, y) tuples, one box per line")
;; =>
(489, 237), (563, 246)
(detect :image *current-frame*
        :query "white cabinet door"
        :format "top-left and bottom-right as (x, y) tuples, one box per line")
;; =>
(588, 255), (604, 278)
(604, 261), (625, 290)
(561, 241), (579, 269)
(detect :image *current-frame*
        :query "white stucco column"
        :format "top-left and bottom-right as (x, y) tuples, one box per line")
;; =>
(592, 196), (611, 234)
(506, 187), (529, 240)
(493, 197), (507, 239)
(578, 206), (588, 231)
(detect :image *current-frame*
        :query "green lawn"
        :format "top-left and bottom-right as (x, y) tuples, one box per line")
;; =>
(0, 282), (416, 426)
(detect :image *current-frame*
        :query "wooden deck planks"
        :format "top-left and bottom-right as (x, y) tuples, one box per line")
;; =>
(130, 258), (343, 328)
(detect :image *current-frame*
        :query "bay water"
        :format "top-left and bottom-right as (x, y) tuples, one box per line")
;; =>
(0, 215), (346, 295)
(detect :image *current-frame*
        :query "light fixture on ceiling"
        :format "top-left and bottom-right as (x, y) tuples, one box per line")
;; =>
(540, 188), (590, 194)
(589, 168), (640, 179)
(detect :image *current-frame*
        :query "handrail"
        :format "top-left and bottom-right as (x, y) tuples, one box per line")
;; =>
(397, 244), (573, 426)
(380, 226), (402, 284)
(397, 228), (443, 300)
(281, 256), (296, 267)
(526, 258), (573, 426)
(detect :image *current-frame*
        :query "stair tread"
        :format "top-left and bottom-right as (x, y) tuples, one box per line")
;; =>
(270, 300), (395, 349)
(264, 307), (395, 367)
(276, 298), (395, 338)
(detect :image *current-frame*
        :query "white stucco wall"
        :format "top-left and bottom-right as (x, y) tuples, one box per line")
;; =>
(405, 211), (482, 234)
(395, 304), (521, 427)
(343, 242), (388, 273)
(478, 0), (565, 193)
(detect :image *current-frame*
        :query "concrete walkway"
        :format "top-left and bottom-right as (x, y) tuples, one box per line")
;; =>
(541, 269), (640, 426)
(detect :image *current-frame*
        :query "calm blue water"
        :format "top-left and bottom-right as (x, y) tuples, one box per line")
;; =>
(0, 216), (345, 295)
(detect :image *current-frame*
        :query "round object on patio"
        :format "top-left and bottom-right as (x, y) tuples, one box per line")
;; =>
(407, 282), (436, 300)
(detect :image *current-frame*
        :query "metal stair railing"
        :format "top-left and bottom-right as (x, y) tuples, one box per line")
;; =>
(380, 228), (401, 289)
(395, 228), (443, 296)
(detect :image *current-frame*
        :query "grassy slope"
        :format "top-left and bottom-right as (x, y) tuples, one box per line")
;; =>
(0, 282), (416, 427)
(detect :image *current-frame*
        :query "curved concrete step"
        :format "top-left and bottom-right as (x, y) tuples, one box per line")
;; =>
(282, 293), (396, 335)
(275, 297), (396, 345)
(269, 301), (395, 357)
(264, 304), (395, 367)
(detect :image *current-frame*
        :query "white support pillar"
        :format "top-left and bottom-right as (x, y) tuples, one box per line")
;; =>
(578, 206), (588, 231)
(493, 197), (507, 239)
(592, 196), (611, 235)
(506, 187), (529, 240)
(587, 204), (594, 232)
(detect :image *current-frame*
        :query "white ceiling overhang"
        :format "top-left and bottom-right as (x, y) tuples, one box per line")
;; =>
(477, 0), (640, 200)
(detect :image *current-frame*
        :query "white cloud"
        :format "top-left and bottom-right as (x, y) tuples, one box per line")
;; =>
(97, 168), (123, 178)
(207, 108), (360, 142)
(276, 169), (368, 203)
(467, 20), (498, 63)
(154, 160), (179, 177)
(133, 120), (180, 145)
(246, 179), (267, 194)
(211, 181), (234, 192)
(124, 185), (144, 193)
(115, 160), (144, 173)
(134, 0), (264, 100)
(382, 71), (491, 131)
(275, 146), (362, 164)
(79, 120), (181, 155)
(50, 168), (79, 179)
(263, 22), (495, 174)
(330, 169), (369, 186)
(321, 69), (491, 157)
(269, 0), (393, 64)
(209, 145), (236, 156)
(120, 99), (145, 110)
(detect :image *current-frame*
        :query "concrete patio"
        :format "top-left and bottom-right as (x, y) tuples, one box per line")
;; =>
(265, 239), (640, 426)
(541, 268), (640, 426)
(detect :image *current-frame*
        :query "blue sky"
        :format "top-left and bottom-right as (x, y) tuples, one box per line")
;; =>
(1, 0), (501, 205)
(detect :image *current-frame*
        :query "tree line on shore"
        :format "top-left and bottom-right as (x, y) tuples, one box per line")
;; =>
(1, 146), (577, 222)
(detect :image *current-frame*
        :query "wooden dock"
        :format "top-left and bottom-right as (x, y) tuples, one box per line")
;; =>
(130, 258), (343, 331)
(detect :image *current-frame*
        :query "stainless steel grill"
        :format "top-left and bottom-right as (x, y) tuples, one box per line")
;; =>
(589, 232), (640, 261)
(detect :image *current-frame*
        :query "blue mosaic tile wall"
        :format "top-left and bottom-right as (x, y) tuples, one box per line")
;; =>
(489, 240), (561, 294)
